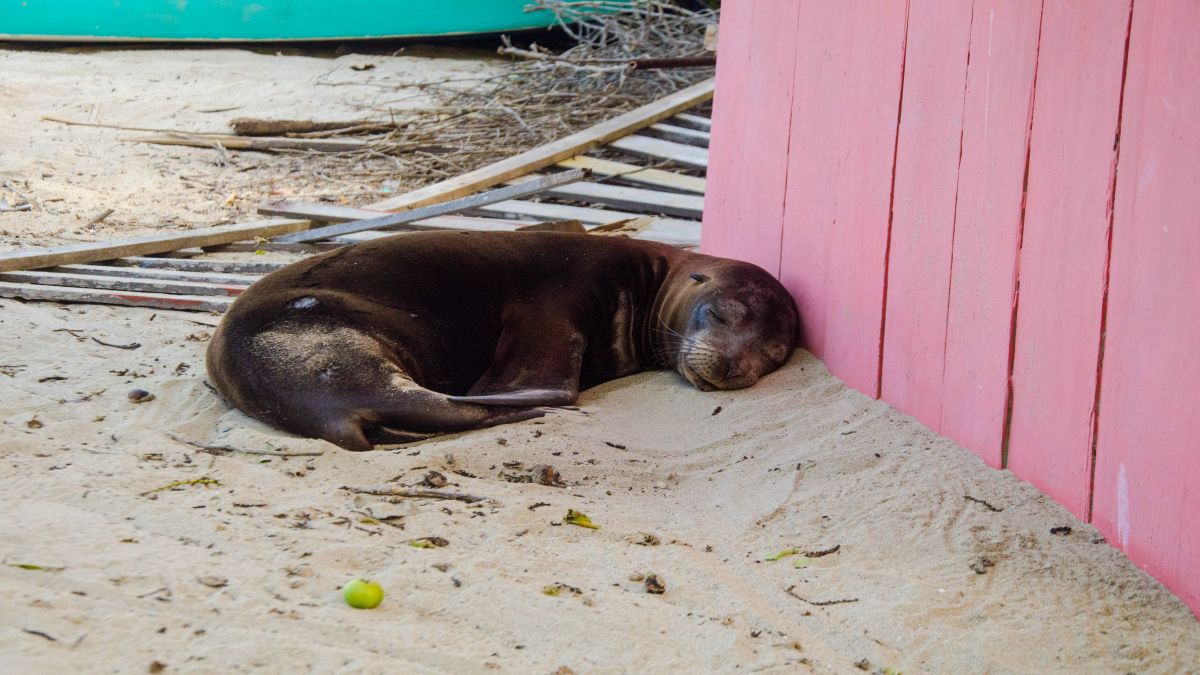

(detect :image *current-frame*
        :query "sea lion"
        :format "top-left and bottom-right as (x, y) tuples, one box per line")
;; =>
(206, 230), (799, 451)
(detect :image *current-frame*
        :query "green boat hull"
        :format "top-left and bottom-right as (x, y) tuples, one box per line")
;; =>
(0, 0), (588, 42)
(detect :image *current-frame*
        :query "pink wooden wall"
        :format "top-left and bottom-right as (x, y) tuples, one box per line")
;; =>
(703, 0), (1199, 617)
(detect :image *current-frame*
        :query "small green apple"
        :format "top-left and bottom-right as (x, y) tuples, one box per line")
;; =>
(342, 578), (384, 609)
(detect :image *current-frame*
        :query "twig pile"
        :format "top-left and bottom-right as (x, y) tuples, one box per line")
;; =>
(219, 0), (716, 206)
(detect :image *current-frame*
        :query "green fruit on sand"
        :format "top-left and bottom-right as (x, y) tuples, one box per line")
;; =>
(343, 578), (385, 609)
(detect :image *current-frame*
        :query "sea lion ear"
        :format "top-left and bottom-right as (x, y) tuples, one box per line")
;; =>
(689, 272), (710, 283)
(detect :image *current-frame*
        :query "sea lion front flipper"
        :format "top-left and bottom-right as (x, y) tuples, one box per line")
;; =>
(458, 314), (585, 406)
(447, 389), (576, 407)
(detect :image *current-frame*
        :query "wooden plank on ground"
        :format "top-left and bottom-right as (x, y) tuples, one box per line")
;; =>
(55, 264), (262, 285)
(555, 155), (706, 194)
(608, 135), (709, 169)
(0, 219), (309, 273)
(0, 281), (232, 312)
(777, 1), (908, 396)
(880, 0), (974, 430)
(472, 201), (699, 246)
(258, 201), (534, 229)
(939, 0), (1042, 467)
(1092, 0), (1200, 617)
(643, 123), (711, 147)
(531, 179), (705, 219)
(673, 113), (713, 130)
(113, 257), (290, 274)
(366, 78), (714, 212)
(700, 0), (801, 276)
(275, 169), (587, 243)
(0, 270), (248, 297)
(1007, 0), (1130, 518)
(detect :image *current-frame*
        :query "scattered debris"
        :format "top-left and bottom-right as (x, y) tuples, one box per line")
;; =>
(530, 464), (565, 487)
(970, 557), (995, 575)
(86, 208), (115, 226)
(604, 442), (627, 450)
(127, 388), (156, 403)
(25, 416), (43, 429)
(563, 509), (599, 530)
(528, 502), (551, 511)
(140, 477), (221, 496)
(628, 572), (645, 582)
(408, 537), (449, 549)
(197, 576), (228, 588)
(168, 433), (324, 457)
(542, 582), (583, 597)
(644, 574), (666, 595)
(92, 337), (141, 350)
(503, 464), (565, 486)
(7, 562), (65, 572)
(421, 470), (449, 488)
(341, 485), (485, 503)
(805, 544), (841, 558)
(22, 628), (56, 642)
(711, 406), (722, 416)
(854, 658), (871, 671)
(229, 117), (390, 136)
(783, 585), (859, 606)
(148, 661), (167, 673)
(1050, 526), (1072, 536)
(633, 532), (661, 546)
(766, 545), (838, 565)
(964, 495), (1003, 512)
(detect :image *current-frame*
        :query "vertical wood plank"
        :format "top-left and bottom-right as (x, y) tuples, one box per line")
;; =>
(880, 0), (974, 428)
(1092, 0), (1200, 617)
(938, 0), (1043, 467)
(777, 0), (908, 395)
(1006, 0), (1131, 519)
(699, 0), (800, 276)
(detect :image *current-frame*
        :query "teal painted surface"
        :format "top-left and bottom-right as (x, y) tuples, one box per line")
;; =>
(0, 0), (582, 41)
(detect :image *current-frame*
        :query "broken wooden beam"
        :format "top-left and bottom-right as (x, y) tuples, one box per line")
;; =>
(0, 270), (248, 297)
(0, 219), (309, 273)
(555, 155), (705, 194)
(0, 281), (232, 312)
(608, 135), (709, 169)
(274, 168), (588, 244)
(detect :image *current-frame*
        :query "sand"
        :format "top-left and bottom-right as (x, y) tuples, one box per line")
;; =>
(2, 46), (1199, 674)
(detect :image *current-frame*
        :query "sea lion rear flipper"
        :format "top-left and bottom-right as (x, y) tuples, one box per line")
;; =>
(447, 389), (576, 407)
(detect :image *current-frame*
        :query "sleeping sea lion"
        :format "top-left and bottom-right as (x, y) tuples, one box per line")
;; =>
(206, 230), (799, 451)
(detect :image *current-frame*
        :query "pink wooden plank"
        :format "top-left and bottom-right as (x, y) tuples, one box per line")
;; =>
(1092, 0), (1200, 617)
(699, 0), (800, 276)
(777, 1), (908, 395)
(1006, 1), (1131, 519)
(880, 0), (974, 427)
(938, 0), (1043, 467)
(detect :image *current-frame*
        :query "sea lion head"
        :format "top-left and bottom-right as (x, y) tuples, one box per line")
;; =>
(654, 257), (799, 392)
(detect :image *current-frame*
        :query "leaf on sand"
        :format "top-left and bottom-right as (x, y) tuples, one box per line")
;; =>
(765, 548), (804, 562)
(563, 509), (599, 530)
(408, 537), (449, 549)
(8, 563), (64, 572)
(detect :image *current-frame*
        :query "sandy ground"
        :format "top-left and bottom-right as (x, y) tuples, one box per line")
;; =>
(2, 47), (1200, 674)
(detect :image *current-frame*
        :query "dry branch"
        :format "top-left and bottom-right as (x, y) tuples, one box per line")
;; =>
(341, 485), (486, 503)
